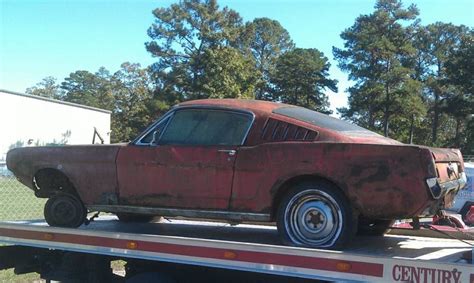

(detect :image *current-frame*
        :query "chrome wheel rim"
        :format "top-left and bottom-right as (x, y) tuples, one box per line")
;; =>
(285, 189), (343, 247)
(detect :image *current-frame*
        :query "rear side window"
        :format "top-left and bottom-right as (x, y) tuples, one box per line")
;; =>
(273, 106), (377, 135)
(159, 109), (253, 146)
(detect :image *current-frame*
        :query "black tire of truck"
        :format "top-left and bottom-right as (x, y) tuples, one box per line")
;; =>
(276, 181), (357, 249)
(44, 193), (87, 228)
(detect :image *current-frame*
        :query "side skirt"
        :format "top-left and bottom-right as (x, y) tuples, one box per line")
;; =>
(87, 205), (271, 222)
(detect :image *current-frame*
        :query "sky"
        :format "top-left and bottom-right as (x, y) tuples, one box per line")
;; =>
(1, 0), (473, 114)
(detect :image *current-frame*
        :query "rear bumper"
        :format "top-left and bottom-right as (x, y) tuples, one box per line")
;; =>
(426, 172), (467, 199)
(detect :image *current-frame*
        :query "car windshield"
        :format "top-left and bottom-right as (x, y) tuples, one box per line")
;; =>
(273, 106), (379, 136)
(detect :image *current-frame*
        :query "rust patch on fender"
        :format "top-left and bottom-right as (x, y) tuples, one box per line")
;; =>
(352, 164), (390, 189)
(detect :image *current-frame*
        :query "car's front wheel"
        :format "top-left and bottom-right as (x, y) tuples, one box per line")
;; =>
(277, 181), (356, 249)
(44, 193), (87, 228)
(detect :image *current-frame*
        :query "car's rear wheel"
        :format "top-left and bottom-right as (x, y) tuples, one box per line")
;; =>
(357, 218), (394, 236)
(116, 213), (161, 223)
(44, 193), (86, 228)
(277, 181), (356, 249)
(277, 181), (357, 251)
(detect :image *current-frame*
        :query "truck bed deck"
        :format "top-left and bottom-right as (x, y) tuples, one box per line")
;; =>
(0, 216), (473, 282)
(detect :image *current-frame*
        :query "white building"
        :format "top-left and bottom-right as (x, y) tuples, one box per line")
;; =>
(0, 89), (111, 161)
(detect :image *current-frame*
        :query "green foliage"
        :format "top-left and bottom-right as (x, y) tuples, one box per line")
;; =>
(445, 31), (474, 95)
(145, 0), (335, 113)
(28, 64), (161, 143)
(462, 119), (474, 155)
(334, 0), (472, 149)
(110, 62), (157, 142)
(334, 0), (425, 140)
(240, 18), (294, 100)
(271, 48), (337, 113)
(24, 0), (472, 153)
(198, 46), (259, 99)
(146, 0), (249, 101)
(25, 76), (63, 99)
(413, 23), (470, 144)
(444, 32), (474, 153)
(61, 68), (115, 111)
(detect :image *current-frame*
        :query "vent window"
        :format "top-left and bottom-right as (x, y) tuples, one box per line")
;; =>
(261, 118), (318, 142)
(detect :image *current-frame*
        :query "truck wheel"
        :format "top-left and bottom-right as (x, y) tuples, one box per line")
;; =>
(277, 181), (356, 249)
(116, 213), (161, 223)
(357, 218), (394, 236)
(44, 193), (86, 228)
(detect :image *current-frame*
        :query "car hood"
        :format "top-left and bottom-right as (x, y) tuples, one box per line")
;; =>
(6, 144), (126, 188)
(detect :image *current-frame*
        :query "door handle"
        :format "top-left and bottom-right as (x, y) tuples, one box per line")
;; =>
(217, 149), (236, 156)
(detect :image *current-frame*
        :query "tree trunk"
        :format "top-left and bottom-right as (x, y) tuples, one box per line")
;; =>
(432, 91), (439, 144)
(292, 86), (298, 105)
(409, 114), (415, 144)
(368, 108), (375, 129)
(383, 83), (390, 137)
(454, 118), (461, 147)
(383, 59), (391, 137)
(432, 61), (442, 144)
(257, 87), (264, 100)
(256, 44), (267, 100)
(257, 63), (265, 100)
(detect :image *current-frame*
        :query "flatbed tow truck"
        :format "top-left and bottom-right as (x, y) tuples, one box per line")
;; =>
(0, 216), (473, 283)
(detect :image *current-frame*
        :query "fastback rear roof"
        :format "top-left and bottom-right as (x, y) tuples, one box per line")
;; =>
(178, 99), (287, 115)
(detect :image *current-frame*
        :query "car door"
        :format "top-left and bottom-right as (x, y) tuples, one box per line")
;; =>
(116, 108), (254, 210)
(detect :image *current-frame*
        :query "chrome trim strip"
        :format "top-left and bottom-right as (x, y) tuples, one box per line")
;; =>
(87, 205), (271, 222)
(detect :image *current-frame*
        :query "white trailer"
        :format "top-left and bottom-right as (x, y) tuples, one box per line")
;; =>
(0, 89), (111, 161)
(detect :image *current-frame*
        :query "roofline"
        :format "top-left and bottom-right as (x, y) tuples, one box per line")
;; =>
(0, 89), (112, 114)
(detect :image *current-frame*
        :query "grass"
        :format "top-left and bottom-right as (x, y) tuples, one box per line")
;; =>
(0, 269), (42, 283)
(0, 177), (45, 221)
(0, 176), (45, 282)
(0, 178), (125, 282)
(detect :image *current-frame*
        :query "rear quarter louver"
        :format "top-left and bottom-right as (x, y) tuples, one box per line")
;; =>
(261, 118), (318, 142)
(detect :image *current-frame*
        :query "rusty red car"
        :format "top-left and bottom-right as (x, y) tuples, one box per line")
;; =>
(6, 99), (468, 248)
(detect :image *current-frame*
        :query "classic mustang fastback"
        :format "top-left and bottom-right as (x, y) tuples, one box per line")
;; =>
(6, 99), (467, 248)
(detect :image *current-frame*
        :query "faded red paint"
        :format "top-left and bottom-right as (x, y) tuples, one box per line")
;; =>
(116, 145), (236, 209)
(6, 99), (466, 221)
(6, 145), (121, 204)
(231, 143), (433, 218)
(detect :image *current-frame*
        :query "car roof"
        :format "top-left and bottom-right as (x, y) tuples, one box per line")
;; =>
(178, 99), (290, 114)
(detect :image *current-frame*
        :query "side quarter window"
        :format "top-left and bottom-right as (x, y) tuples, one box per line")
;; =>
(159, 109), (252, 146)
(140, 116), (170, 145)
